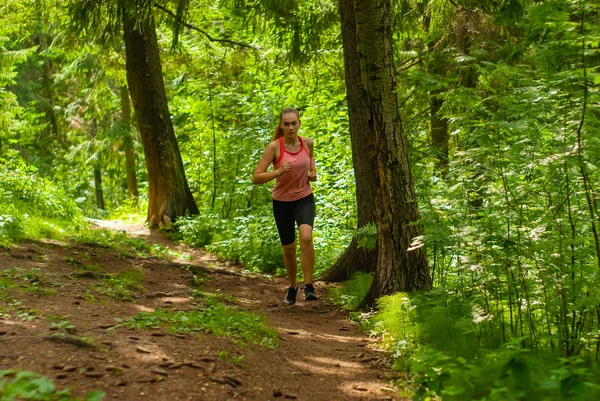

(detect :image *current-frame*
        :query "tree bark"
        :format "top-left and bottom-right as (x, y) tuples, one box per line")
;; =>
(351, 0), (431, 304)
(34, 33), (65, 149)
(94, 166), (105, 210)
(321, 0), (378, 282)
(430, 90), (449, 170)
(122, 14), (199, 228)
(90, 119), (104, 210)
(120, 85), (139, 201)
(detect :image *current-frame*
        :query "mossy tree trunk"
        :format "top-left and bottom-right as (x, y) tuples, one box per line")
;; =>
(342, 0), (431, 304)
(122, 14), (198, 228)
(321, 0), (378, 282)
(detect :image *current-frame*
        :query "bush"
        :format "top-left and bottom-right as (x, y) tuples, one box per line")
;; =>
(0, 158), (83, 245)
(369, 291), (600, 401)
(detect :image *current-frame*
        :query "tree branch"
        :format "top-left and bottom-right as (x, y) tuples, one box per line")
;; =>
(154, 4), (258, 50)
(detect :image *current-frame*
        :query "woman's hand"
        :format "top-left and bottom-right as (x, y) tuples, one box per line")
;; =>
(278, 162), (292, 177)
(308, 169), (317, 182)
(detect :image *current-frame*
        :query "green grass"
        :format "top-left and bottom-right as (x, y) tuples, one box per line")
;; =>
(190, 289), (238, 303)
(91, 269), (144, 302)
(0, 370), (104, 401)
(125, 301), (278, 349)
(1, 267), (55, 296)
(328, 272), (373, 311)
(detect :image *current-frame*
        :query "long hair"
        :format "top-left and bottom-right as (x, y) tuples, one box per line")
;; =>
(272, 107), (300, 141)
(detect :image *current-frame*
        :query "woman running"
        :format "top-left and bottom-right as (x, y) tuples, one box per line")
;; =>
(252, 107), (318, 305)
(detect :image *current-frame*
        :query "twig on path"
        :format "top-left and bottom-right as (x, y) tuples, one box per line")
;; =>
(42, 334), (98, 349)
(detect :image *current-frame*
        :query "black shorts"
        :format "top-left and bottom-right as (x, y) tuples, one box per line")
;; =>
(272, 193), (316, 246)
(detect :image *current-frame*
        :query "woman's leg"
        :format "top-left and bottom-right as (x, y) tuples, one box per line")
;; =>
(273, 198), (298, 290)
(298, 224), (314, 284)
(282, 242), (298, 287)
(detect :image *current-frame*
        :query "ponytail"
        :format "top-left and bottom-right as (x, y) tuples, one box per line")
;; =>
(272, 126), (284, 142)
(272, 107), (300, 142)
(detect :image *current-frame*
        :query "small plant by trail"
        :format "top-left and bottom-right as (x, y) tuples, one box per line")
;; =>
(91, 269), (144, 302)
(0, 370), (104, 401)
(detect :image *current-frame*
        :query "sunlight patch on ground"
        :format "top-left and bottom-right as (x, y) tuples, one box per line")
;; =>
(236, 297), (262, 306)
(276, 326), (361, 344)
(133, 304), (155, 312)
(116, 340), (170, 363)
(338, 380), (396, 399)
(163, 297), (189, 305)
(86, 218), (150, 238)
(36, 238), (69, 247)
(0, 319), (28, 327)
(287, 357), (363, 376)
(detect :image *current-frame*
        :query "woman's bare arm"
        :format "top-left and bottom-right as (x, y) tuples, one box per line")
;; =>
(307, 138), (317, 182)
(253, 142), (292, 185)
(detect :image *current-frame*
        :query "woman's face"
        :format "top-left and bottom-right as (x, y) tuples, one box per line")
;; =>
(280, 112), (300, 137)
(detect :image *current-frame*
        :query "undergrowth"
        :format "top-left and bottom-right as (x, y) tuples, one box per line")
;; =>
(174, 212), (351, 276)
(0, 370), (104, 400)
(329, 277), (600, 401)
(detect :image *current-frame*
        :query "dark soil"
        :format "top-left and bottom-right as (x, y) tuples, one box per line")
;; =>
(0, 221), (403, 401)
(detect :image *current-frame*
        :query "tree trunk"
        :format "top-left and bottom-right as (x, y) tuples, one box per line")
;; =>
(425, 11), (449, 171)
(350, 0), (431, 304)
(34, 33), (65, 149)
(430, 92), (449, 170)
(90, 119), (104, 210)
(321, 0), (379, 282)
(94, 166), (105, 210)
(122, 14), (199, 228)
(120, 85), (139, 201)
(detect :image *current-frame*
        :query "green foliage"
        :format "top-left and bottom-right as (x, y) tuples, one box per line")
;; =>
(0, 370), (105, 401)
(328, 272), (373, 311)
(370, 292), (600, 400)
(125, 301), (278, 348)
(0, 158), (84, 246)
(176, 213), (283, 274)
(356, 224), (377, 251)
(1, 267), (55, 296)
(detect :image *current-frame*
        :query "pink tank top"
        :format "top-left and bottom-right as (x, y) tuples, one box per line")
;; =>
(272, 136), (312, 201)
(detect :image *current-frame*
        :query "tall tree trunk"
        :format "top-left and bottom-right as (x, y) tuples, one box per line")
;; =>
(425, 10), (449, 171)
(34, 33), (65, 149)
(122, 14), (199, 228)
(90, 119), (104, 210)
(350, 0), (431, 304)
(321, 0), (378, 282)
(120, 85), (139, 201)
(430, 91), (449, 170)
(94, 166), (105, 210)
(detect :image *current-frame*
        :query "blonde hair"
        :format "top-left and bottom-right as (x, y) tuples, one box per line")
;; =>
(272, 107), (300, 141)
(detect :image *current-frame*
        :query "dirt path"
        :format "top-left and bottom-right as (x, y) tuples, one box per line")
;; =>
(0, 221), (401, 401)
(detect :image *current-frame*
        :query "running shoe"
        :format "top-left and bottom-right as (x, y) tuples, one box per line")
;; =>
(284, 284), (299, 305)
(304, 283), (318, 301)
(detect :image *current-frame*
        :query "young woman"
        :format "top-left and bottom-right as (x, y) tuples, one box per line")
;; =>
(252, 107), (318, 305)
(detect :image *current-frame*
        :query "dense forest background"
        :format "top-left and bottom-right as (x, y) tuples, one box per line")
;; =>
(1, 0), (600, 399)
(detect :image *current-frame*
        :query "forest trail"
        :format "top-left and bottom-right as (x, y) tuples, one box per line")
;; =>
(0, 220), (402, 401)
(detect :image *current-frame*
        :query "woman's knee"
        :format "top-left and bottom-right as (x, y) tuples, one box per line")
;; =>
(282, 243), (296, 256)
(298, 232), (313, 247)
